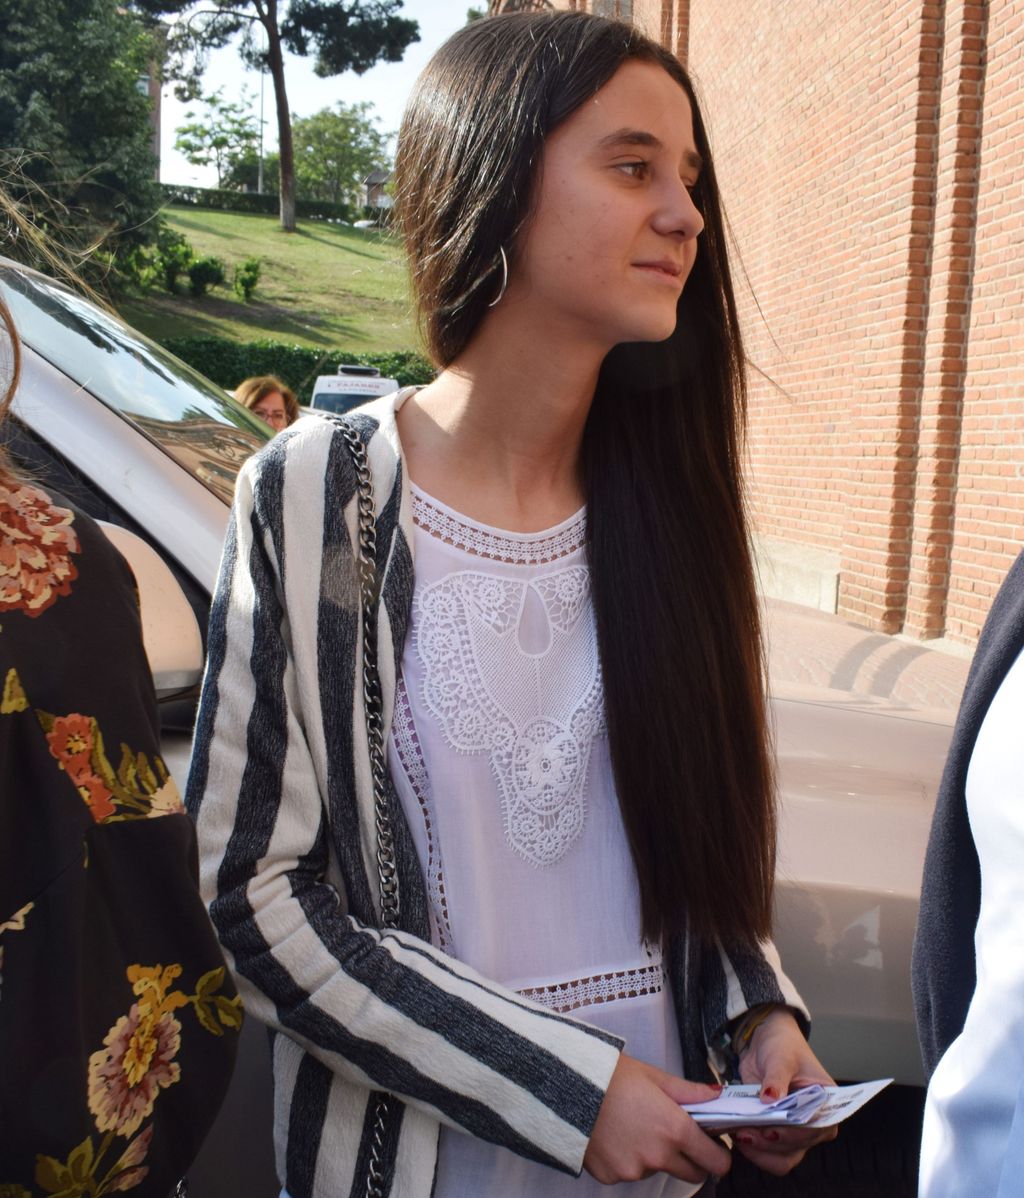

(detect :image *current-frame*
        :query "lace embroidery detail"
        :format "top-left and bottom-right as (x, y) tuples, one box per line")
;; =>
(416, 566), (605, 867)
(412, 488), (586, 565)
(391, 677), (455, 954)
(518, 963), (664, 1014)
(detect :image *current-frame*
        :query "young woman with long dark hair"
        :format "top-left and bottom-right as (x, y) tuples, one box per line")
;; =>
(188, 12), (835, 1195)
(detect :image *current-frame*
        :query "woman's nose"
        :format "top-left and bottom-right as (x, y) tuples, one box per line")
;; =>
(656, 180), (705, 241)
(683, 190), (705, 240)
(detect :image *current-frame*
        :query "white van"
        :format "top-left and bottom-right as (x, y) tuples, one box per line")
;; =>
(309, 364), (399, 415)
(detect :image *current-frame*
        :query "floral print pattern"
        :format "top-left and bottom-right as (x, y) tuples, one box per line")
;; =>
(88, 1005), (182, 1139)
(2, 485), (237, 1194)
(0, 668), (184, 823)
(0, 902), (33, 1004)
(0, 482), (80, 618)
(1, 667), (26, 713)
(44, 712), (116, 822)
(6, 964), (242, 1197)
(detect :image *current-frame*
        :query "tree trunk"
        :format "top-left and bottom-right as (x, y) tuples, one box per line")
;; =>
(263, 5), (295, 232)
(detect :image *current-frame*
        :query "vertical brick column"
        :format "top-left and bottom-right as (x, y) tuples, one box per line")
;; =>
(673, 0), (690, 66)
(904, 2), (988, 639)
(836, 1), (945, 633)
(942, 0), (1024, 643)
(630, 0), (666, 42)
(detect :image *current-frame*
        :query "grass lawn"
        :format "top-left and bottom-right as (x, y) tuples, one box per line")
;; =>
(117, 206), (420, 354)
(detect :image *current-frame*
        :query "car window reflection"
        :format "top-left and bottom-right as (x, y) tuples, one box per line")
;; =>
(0, 264), (270, 504)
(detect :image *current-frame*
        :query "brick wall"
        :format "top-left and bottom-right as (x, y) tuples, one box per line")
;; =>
(940, 1), (1024, 642)
(686, 0), (945, 634)
(540, 0), (1024, 645)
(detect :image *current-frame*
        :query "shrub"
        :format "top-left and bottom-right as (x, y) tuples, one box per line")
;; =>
(233, 256), (262, 301)
(154, 227), (194, 294)
(160, 185), (353, 224)
(108, 242), (158, 291)
(160, 335), (435, 404)
(187, 255), (227, 298)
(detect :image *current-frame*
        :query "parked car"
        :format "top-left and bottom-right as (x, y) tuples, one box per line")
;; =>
(0, 256), (953, 1195)
(309, 363), (399, 415)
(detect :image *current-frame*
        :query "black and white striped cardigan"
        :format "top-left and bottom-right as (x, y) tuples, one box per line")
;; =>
(187, 389), (806, 1198)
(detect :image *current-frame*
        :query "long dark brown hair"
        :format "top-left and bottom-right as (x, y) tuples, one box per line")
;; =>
(394, 11), (775, 948)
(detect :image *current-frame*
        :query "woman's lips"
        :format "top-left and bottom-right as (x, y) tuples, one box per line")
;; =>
(633, 260), (684, 284)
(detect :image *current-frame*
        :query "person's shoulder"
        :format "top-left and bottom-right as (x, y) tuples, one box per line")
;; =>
(1, 476), (83, 532)
(346, 386), (414, 475)
(0, 476), (118, 570)
(239, 393), (408, 513)
(0, 475), (140, 630)
(239, 413), (347, 491)
(346, 387), (411, 449)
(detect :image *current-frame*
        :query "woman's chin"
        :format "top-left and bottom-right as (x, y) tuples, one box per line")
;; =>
(615, 315), (679, 346)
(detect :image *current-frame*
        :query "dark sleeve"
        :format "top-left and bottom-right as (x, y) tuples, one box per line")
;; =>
(0, 483), (239, 1195)
(912, 549), (1024, 1077)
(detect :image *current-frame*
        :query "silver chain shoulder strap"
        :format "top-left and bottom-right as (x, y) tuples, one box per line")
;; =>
(334, 418), (400, 1198)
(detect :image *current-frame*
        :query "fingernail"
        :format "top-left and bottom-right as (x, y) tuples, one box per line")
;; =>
(710, 1083), (724, 1092)
(764, 1129), (780, 1142)
(762, 1087), (779, 1100)
(735, 1133), (754, 1145)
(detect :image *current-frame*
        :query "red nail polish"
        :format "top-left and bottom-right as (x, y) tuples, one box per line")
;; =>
(764, 1129), (780, 1142)
(735, 1133), (754, 1146)
(763, 1087), (779, 1100)
(710, 1083), (724, 1092)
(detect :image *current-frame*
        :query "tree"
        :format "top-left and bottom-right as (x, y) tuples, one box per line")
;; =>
(0, 0), (162, 283)
(175, 88), (262, 188)
(222, 148), (280, 192)
(291, 103), (389, 206)
(134, 0), (419, 232)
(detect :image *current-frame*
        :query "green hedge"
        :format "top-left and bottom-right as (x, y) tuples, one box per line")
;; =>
(162, 335), (435, 405)
(160, 184), (354, 224)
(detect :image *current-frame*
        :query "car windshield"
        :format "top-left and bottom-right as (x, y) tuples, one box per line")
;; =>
(0, 263), (270, 504)
(311, 391), (372, 414)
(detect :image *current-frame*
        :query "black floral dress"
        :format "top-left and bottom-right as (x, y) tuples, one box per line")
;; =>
(0, 479), (240, 1197)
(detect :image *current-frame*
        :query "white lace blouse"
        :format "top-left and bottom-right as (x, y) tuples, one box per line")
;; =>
(387, 485), (696, 1197)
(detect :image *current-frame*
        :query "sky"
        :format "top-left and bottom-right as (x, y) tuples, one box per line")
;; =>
(159, 0), (470, 186)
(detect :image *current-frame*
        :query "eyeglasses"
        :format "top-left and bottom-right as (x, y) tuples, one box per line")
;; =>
(255, 408), (288, 428)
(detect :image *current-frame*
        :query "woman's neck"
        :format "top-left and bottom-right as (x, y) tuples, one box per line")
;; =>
(397, 314), (605, 533)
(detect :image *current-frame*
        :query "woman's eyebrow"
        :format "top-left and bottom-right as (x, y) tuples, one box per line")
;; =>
(595, 127), (703, 172)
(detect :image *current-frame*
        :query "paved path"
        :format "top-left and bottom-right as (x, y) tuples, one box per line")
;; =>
(765, 600), (972, 716)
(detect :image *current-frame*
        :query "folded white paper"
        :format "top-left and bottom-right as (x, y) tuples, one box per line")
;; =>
(682, 1078), (892, 1129)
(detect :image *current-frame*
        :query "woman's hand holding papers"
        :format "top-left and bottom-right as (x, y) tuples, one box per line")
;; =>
(732, 1007), (839, 1175)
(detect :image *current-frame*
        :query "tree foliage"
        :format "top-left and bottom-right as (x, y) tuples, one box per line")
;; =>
(222, 149), (281, 193)
(0, 0), (162, 284)
(175, 88), (262, 189)
(291, 103), (389, 206)
(133, 0), (419, 231)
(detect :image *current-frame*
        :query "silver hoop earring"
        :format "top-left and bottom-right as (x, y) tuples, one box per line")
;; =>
(488, 245), (508, 308)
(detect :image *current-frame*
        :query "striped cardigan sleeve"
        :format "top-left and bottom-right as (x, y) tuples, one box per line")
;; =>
(700, 936), (810, 1076)
(186, 436), (622, 1177)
